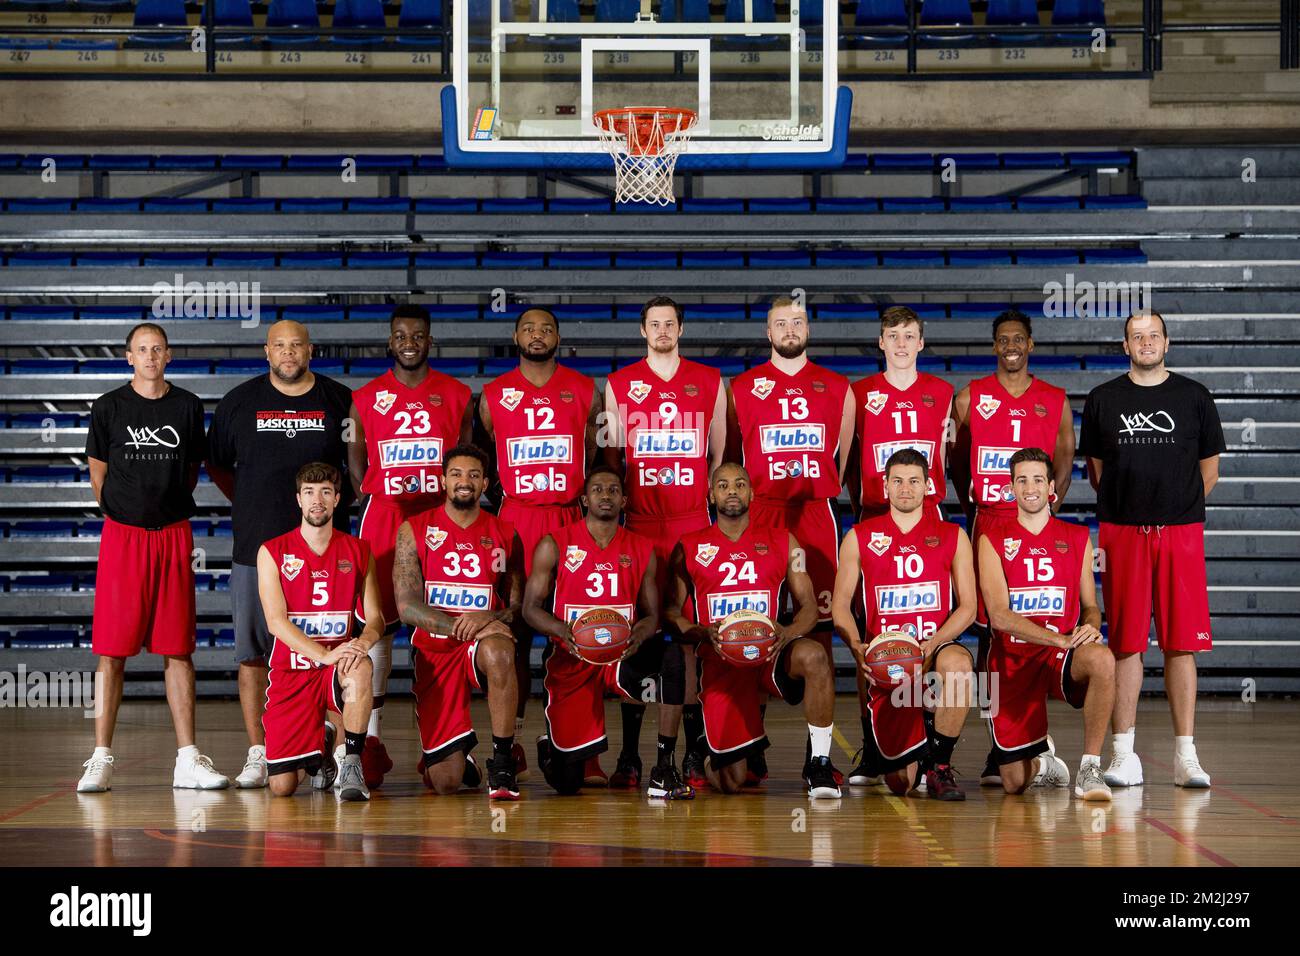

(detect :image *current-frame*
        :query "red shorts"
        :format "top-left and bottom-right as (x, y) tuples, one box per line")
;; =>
(971, 509), (1014, 631)
(264, 661), (344, 775)
(986, 640), (1085, 765)
(91, 516), (196, 657)
(541, 642), (647, 760)
(357, 496), (429, 627)
(858, 641), (972, 773)
(412, 638), (486, 765)
(750, 497), (840, 623)
(696, 640), (805, 767)
(500, 499), (583, 575)
(626, 510), (711, 622)
(1100, 522), (1212, 654)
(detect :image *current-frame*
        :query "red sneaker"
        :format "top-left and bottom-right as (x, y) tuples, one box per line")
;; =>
(512, 742), (531, 782)
(583, 756), (608, 787)
(609, 753), (642, 789)
(744, 751), (769, 787)
(925, 764), (966, 802)
(362, 735), (393, 789)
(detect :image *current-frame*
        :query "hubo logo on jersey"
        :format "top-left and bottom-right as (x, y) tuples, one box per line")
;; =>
(280, 554), (304, 581)
(507, 435), (573, 467)
(867, 532), (892, 556)
(1008, 586), (1067, 617)
(874, 580), (941, 613)
(707, 590), (771, 620)
(750, 377), (775, 401)
(760, 423), (825, 454)
(1002, 537), (1021, 560)
(975, 394), (1002, 420)
(695, 543), (719, 567)
(873, 439), (935, 472)
(499, 387), (523, 412)
(372, 390), (396, 415)
(626, 380), (652, 405)
(426, 581), (492, 612)
(564, 546), (587, 572)
(634, 428), (699, 459)
(378, 436), (443, 469)
(425, 526), (448, 553)
(977, 446), (1017, 476)
(289, 612), (351, 639)
(864, 390), (889, 416)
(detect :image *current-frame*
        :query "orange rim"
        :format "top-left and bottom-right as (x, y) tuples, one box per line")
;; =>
(593, 107), (697, 157)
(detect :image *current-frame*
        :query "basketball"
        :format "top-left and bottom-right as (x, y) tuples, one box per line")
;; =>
(863, 633), (925, 689)
(716, 609), (778, 667)
(570, 607), (632, 665)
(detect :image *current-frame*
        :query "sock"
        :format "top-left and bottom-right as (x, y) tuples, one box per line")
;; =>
(93, 746), (112, 759)
(808, 724), (833, 760)
(682, 704), (703, 754)
(492, 735), (514, 763)
(177, 744), (198, 762)
(656, 734), (677, 769)
(1113, 728), (1135, 755)
(932, 731), (958, 767)
(344, 730), (366, 757)
(514, 717), (525, 738)
(860, 714), (872, 747)
(367, 632), (393, 737)
(1081, 754), (1101, 770)
(620, 702), (645, 758)
(1174, 735), (1196, 758)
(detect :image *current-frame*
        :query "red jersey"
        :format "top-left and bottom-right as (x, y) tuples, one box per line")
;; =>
(731, 360), (850, 502)
(483, 364), (594, 506)
(353, 368), (471, 505)
(608, 357), (720, 519)
(991, 516), (1089, 654)
(549, 520), (654, 630)
(406, 507), (517, 655)
(263, 527), (371, 672)
(678, 522), (789, 626)
(966, 374), (1069, 515)
(854, 510), (959, 643)
(852, 371), (953, 510)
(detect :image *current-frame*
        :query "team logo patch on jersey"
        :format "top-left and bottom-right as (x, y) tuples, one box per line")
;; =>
(759, 422), (825, 454)
(975, 394), (1002, 420)
(867, 532), (892, 556)
(425, 526), (448, 553)
(480, 535), (494, 549)
(751, 377), (775, 401)
(633, 428), (700, 459)
(425, 581), (493, 612)
(372, 390), (397, 415)
(1034, 402), (1047, 418)
(707, 590), (772, 621)
(506, 435), (573, 467)
(619, 554), (632, 568)
(336, 560), (352, 574)
(499, 388), (524, 412)
(925, 536), (940, 549)
(560, 390), (574, 404)
(755, 541), (769, 555)
(280, 554), (304, 581)
(812, 380), (826, 393)
(1055, 539), (1070, 554)
(864, 390), (889, 416)
(695, 543), (720, 567)
(627, 380), (652, 405)
(921, 393), (936, 408)
(429, 393), (443, 408)
(684, 383), (699, 398)
(1003, 537), (1021, 560)
(564, 546), (587, 572)
(1008, 586), (1067, 617)
(874, 580), (941, 614)
(378, 437), (443, 468)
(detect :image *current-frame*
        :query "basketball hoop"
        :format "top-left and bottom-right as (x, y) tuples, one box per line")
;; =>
(592, 106), (698, 206)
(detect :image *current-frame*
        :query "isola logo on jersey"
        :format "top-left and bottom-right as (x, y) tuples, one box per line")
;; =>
(977, 446), (1018, 476)
(874, 580), (941, 613)
(387, 470), (443, 496)
(515, 469), (568, 495)
(425, 581), (492, 613)
(1008, 586), (1067, 617)
(637, 462), (694, 488)
(507, 435), (573, 467)
(707, 590), (772, 621)
(633, 429), (699, 459)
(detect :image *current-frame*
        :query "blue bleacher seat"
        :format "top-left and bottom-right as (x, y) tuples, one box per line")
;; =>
(872, 152), (934, 170)
(692, 356), (747, 376)
(212, 251), (278, 268)
(882, 197), (946, 213)
(397, 0), (444, 46)
(949, 249), (1013, 266)
(347, 198), (413, 212)
(8, 359), (79, 375)
(1016, 195), (1081, 211)
(853, 0), (908, 48)
(331, 0), (387, 47)
(1083, 247), (1147, 264)
(413, 251), (478, 268)
(0, 38), (48, 52)
(279, 198), (345, 213)
(482, 358), (516, 376)
(7, 412), (83, 428)
(80, 359), (132, 373)
(949, 303), (1011, 320)
(349, 358), (391, 377)
(10, 574), (77, 591)
(595, 0), (639, 21)
(21, 153), (86, 170)
(142, 198), (209, 213)
(143, 252), (208, 267)
(815, 303), (878, 321)
(526, 0), (581, 50)
(614, 252), (678, 269)
(221, 154), (286, 169)
(129, 0), (190, 46)
(987, 0), (1043, 44)
(13, 629), (80, 649)
(1066, 150), (1129, 167)
(354, 155), (417, 170)
(78, 520), (103, 538)
(264, 0), (321, 45)
(1001, 152), (1067, 169)
(194, 573), (216, 591)
(80, 306), (146, 321)
(920, 0), (975, 44)
(917, 356), (947, 372)
(1087, 355), (1131, 369)
(748, 251), (813, 269)
(682, 251), (746, 269)
(685, 303), (749, 321)
(817, 355), (882, 376)
(565, 357), (614, 376)
(950, 196), (1014, 212)
(77, 252), (140, 267)
(548, 198), (612, 214)
(882, 250), (945, 267)
(212, 519), (234, 535)
(948, 355), (1001, 373)
(660, 0), (710, 22)
(1085, 195), (1147, 210)
(815, 198), (880, 213)
(898, 303), (948, 320)
(214, 358), (270, 375)
(345, 304), (394, 321)
(7, 253), (74, 267)
(682, 198), (745, 214)
(1017, 248), (1080, 265)
(550, 304), (613, 321)
(212, 198), (278, 212)
(548, 252), (613, 269)
(481, 198), (546, 214)
(153, 154), (221, 169)
(1053, 0), (1106, 43)
(426, 304), (483, 321)
(938, 152), (1001, 169)
(75, 199), (141, 213)
(413, 198), (479, 213)
(9, 520), (78, 538)
(748, 198), (813, 213)
(169, 359), (213, 373)
(282, 304), (348, 323)
(348, 252), (410, 268)
(817, 250), (879, 267)
(279, 251), (344, 268)
(10, 306), (77, 322)
(313, 359), (347, 375)
(429, 358), (481, 377)
(5, 199), (75, 213)
(1029, 355), (1084, 369)
(483, 251), (546, 269)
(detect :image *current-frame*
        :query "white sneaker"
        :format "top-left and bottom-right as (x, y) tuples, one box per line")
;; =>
(1103, 750), (1144, 787)
(331, 744), (347, 791)
(77, 753), (114, 793)
(235, 746), (268, 789)
(173, 752), (230, 790)
(1075, 762), (1112, 801)
(1174, 752), (1211, 789)
(1031, 737), (1069, 788)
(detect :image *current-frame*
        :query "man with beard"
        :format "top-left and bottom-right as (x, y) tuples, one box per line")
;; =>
(1080, 312), (1223, 790)
(480, 308), (604, 784)
(727, 296), (854, 783)
(948, 309), (1074, 787)
(347, 305), (473, 789)
(208, 320), (354, 789)
(394, 445), (524, 800)
(603, 296), (726, 794)
(257, 462), (383, 801)
(665, 464), (839, 798)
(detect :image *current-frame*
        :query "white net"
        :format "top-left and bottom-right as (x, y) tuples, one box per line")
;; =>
(593, 108), (697, 206)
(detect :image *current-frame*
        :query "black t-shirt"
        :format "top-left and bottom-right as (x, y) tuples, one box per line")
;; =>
(1079, 372), (1226, 525)
(207, 373), (354, 565)
(86, 383), (206, 528)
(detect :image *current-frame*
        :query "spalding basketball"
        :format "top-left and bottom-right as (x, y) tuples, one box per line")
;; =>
(716, 609), (777, 667)
(571, 607), (632, 665)
(864, 632), (924, 688)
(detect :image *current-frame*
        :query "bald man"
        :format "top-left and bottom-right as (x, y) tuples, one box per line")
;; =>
(208, 320), (356, 789)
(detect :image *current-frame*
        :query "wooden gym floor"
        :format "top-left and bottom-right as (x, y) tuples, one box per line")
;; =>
(1, 697), (1296, 867)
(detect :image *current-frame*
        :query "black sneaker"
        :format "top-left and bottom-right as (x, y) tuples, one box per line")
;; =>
(682, 748), (708, 790)
(980, 751), (1003, 787)
(647, 763), (695, 800)
(925, 763), (966, 802)
(847, 748), (881, 787)
(486, 754), (520, 801)
(462, 753), (482, 790)
(803, 755), (842, 799)
(744, 750), (769, 787)
(609, 752), (642, 789)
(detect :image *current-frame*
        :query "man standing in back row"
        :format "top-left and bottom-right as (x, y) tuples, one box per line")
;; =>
(1080, 311), (1223, 789)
